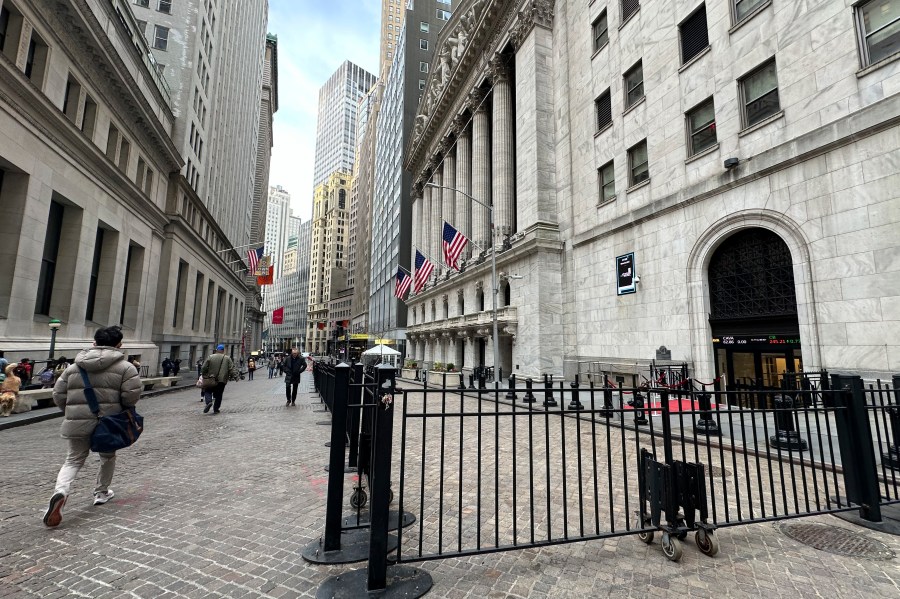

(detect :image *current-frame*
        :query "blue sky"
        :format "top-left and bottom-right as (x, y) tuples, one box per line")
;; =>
(267, 0), (381, 221)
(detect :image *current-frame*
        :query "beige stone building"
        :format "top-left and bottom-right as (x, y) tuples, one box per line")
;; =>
(405, 0), (900, 385)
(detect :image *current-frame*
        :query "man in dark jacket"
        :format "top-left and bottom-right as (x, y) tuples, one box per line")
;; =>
(281, 347), (307, 406)
(43, 325), (142, 527)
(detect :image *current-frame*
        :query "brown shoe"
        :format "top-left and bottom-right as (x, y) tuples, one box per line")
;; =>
(43, 492), (66, 527)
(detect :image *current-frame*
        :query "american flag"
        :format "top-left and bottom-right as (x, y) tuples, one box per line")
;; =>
(394, 267), (412, 299)
(247, 247), (264, 273)
(442, 221), (468, 271)
(413, 250), (434, 293)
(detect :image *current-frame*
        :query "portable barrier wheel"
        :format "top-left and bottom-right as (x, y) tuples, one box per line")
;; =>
(350, 488), (367, 510)
(661, 532), (683, 562)
(638, 530), (654, 544)
(695, 528), (719, 557)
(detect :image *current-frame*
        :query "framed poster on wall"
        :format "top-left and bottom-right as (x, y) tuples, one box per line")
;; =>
(616, 252), (636, 295)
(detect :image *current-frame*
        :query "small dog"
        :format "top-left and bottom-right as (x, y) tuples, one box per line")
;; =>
(0, 365), (22, 417)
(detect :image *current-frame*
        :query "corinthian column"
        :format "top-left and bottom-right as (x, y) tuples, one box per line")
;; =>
(432, 160), (444, 262)
(469, 88), (491, 252)
(490, 55), (515, 249)
(422, 175), (432, 262)
(453, 115), (473, 259)
(443, 142), (456, 245)
(412, 181), (423, 270)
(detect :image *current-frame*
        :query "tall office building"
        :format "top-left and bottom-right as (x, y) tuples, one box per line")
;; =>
(296, 220), (312, 348)
(264, 185), (292, 279)
(368, 0), (454, 351)
(379, 0), (406, 77)
(311, 61), (376, 189)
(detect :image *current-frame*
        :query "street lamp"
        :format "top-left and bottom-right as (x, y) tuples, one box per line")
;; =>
(424, 183), (500, 379)
(48, 319), (61, 360)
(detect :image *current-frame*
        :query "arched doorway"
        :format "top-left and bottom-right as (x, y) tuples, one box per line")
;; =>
(708, 228), (801, 391)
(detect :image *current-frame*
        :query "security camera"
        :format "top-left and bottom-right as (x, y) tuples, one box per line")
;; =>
(634, 275), (641, 283)
(724, 157), (739, 169)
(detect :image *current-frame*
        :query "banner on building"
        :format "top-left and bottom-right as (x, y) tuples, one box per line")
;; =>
(616, 252), (636, 296)
(272, 307), (284, 324)
(257, 265), (274, 286)
(317, 322), (326, 330)
(255, 255), (272, 276)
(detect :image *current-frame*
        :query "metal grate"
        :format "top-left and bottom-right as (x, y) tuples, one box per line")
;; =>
(622, 0), (640, 22)
(595, 90), (612, 130)
(708, 228), (797, 320)
(680, 5), (709, 64)
(779, 522), (896, 560)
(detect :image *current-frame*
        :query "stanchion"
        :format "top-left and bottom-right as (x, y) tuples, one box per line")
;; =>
(543, 374), (557, 408)
(599, 377), (614, 418)
(693, 382), (721, 436)
(568, 375), (584, 410)
(468, 373), (476, 390)
(768, 394), (808, 451)
(522, 377), (536, 403)
(506, 373), (517, 401)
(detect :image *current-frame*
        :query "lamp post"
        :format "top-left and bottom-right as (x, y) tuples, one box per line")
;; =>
(48, 319), (61, 360)
(424, 183), (500, 379)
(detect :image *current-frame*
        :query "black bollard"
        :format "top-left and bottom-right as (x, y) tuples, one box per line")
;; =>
(693, 382), (721, 436)
(600, 377), (614, 418)
(457, 370), (467, 390)
(543, 374), (557, 407)
(883, 375), (900, 470)
(478, 373), (486, 389)
(522, 377), (536, 403)
(506, 373), (517, 400)
(630, 389), (649, 425)
(568, 375), (584, 410)
(768, 393), (808, 451)
(468, 373), (476, 389)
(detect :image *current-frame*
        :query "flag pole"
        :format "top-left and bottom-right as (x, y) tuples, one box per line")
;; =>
(416, 247), (448, 273)
(217, 242), (264, 254)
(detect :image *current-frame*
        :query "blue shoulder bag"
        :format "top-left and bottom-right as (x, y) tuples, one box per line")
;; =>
(78, 367), (144, 453)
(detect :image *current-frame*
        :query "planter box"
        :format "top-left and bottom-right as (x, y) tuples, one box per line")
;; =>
(401, 368), (418, 380)
(427, 371), (462, 387)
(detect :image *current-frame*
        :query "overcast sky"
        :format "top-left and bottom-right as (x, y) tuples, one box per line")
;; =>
(267, 1), (380, 222)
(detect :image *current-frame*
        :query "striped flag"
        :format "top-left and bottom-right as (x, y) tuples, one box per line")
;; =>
(247, 247), (263, 273)
(394, 267), (412, 299)
(413, 250), (434, 293)
(442, 221), (469, 271)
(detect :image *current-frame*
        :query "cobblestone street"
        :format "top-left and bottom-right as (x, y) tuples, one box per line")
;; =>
(2, 373), (900, 598)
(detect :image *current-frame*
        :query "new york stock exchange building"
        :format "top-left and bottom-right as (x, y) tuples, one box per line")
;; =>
(403, 0), (900, 388)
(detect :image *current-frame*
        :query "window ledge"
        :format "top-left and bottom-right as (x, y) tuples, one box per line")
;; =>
(591, 42), (609, 61)
(593, 122), (613, 138)
(622, 95), (646, 117)
(678, 46), (711, 74)
(597, 196), (617, 208)
(685, 143), (719, 165)
(728, 0), (772, 35)
(626, 179), (650, 194)
(619, 9), (640, 31)
(738, 110), (784, 137)
(857, 51), (900, 78)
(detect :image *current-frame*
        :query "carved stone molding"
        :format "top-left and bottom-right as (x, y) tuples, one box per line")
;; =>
(474, 280), (485, 292)
(451, 113), (469, 138)
(468, 87), (489, 113)
(456, 288), (465, 299)
(457, 330), (471, 339)
(488, 54), (511, 84)
(511, 0), (555, 49)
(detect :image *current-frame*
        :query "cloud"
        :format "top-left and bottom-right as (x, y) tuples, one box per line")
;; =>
(268, 1), (380, 221)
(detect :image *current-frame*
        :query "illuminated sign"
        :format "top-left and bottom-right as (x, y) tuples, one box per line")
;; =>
(712, 335), (801, 346)
(616, 252), (636, 295)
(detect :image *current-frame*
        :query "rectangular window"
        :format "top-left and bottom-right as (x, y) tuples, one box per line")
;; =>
(106, 124), (119, 161)
(118, 137), (131, 171)
(173, 260), (188, 328)
(628, 139), (649, 187)
(595, 89), (612, 131)
(144, 168), (153, 196)
(733, 0), (767, 24)
(86, 228), (104, 321)
(192, 273), (204, 330)
(622, 0), (641, 23)
(136, 19), (147, 35)
(36, 202), (64, 315)
(62, 75), (82, 123)
(120, 243), (144, 328)
(420, 39), (428, 50)
(25, 30), (49, 86)
(686, 98), (717, 156)
(592, 10), (608, 52)
(420, 21), (429, 32)
(158, 0), (172, 14)
(680, 4), (709, 64)
(740, 59), (780, 128)
(134, 0), (150, 7)
(436, 9), (451, 20)
(153, 25), (169, 50)
(420, 61), (429, 72)
(857, 0), (900, 66)
(623, 60), (644, 109)
(136, 156), (146, 189)
(419, 79), (426, 90)
(81, 95), (97, 139)
(598, 161), (616, 204)
(0, 7), (10, 53)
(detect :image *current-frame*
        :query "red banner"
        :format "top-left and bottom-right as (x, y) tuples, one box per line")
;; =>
(257, 265), (274, 286)
(317, 322), (325, 330)
(272, 307), (284, 324)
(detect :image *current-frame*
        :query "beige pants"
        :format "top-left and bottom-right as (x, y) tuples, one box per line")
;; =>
(55, 437), (116, 496)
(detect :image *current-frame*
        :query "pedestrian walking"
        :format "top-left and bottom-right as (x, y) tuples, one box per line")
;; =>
(281, 347), (307, 406)
(200, 345), (238, 414)
(268, 358), (275, 379)
(172, 359), (181, 376)
(42, 325), (142, 527)
(162, 357), (173, 377)
(247, 357), (256, 380)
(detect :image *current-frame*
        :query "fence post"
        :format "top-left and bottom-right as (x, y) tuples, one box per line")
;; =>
(323, 363), (351, 551)
(568, 374), (584, 410)
(543, 374), (557, 407)
(367, 364), (396, 591)
(347, 363), (364, 468)
(506, 373), (517, 400)
(883, 375), (900, 470)
(600, 377), (613, 418)
(829, 374), (882, 523)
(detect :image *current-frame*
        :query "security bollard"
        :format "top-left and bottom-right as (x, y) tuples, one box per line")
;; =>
(630, 390), (648, 425)
(693, 382), (721, 436)
(478, 373), (486, 389)
(457, 370), (467, 390)
(468, 373), (476, 389)
(522, 377), (536, 403)
(769, 393), (808, 451)
(600, 377), (614, 418)
(543, 374), (557, 407)
(506, 373), (517, 400)
(568, 375), (584, 410)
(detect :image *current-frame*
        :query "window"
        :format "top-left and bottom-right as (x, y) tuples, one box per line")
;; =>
(62, 76), (81, 123)
(420, 21), (429, 32)
(134, 0), (149, 7)
(686, 98), (717, 156)
(598, 161), (616, 204)
(0, 7), (10, 53)
(158, 0), (172, 14)
(623, 60), (644, 109)
(628, 139), (649, 186)
(105, 125), (119, 161)
(153, 25), (169, 50)
(86, 228), (104, 321)
(680, 4), (709, 64)
(420, 39), (428, 50)
(733, 0), (767, 24)
(420, 61), (429, 73)
(419, 79), (426, 90)
(592, 11), (608, 52)
(36, 202), (64, 315)
(25, 30), (49, 85)
(856, 0), (900, 66)
(81, 95), (97, 138)
(436, 9), (451, 20)
(622, 0), (640, 23)
(118, 137), (131, 170)
(136, 19), (147, 35)
(739, 59), (780, 128)
(595, 89), (612, 131)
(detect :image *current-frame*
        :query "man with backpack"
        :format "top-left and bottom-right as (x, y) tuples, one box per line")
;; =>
(281, 347), (307, 406)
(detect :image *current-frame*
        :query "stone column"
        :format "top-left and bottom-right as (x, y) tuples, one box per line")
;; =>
(470, 88), (491, 252)
(443, 143), (456, 246)
(432, 160), (444, 263)
(453, 115), (473, 259)
(411, 182), (423, 270)
(490, 55), (515, 249)
(422, 175), (432, 263)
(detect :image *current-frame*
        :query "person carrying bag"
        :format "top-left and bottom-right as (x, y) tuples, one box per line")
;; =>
(43, 325), (142, 527)
(200, 345), (238, 414)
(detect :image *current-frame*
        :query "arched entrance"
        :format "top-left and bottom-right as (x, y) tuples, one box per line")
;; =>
(708, 228), (801, 391)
